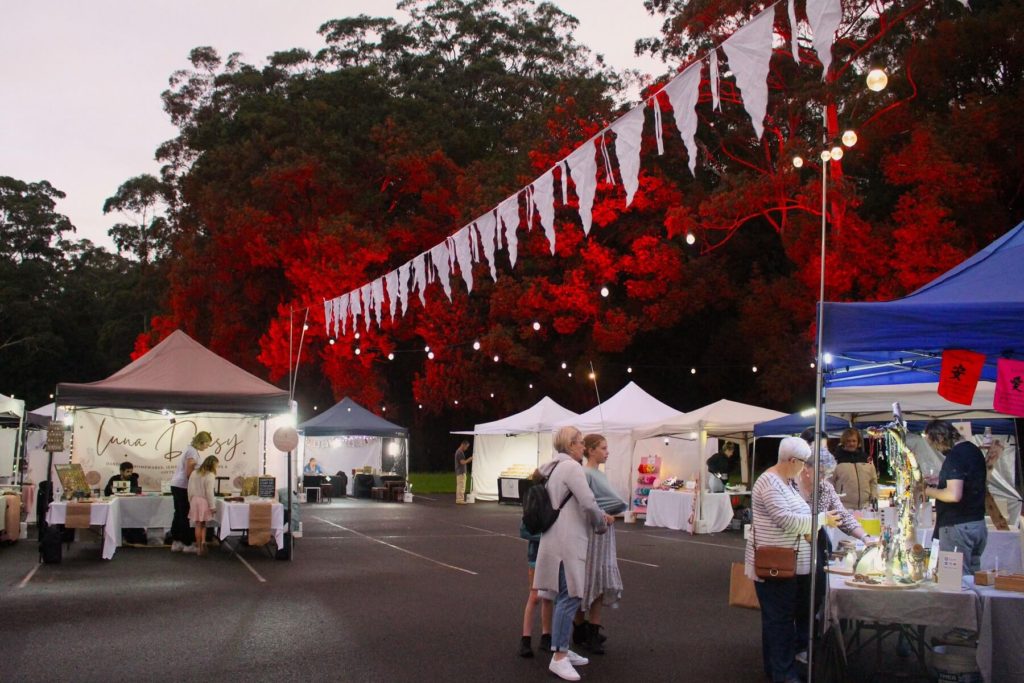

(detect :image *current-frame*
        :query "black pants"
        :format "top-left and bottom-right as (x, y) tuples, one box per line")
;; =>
(171, 486), (191, 544)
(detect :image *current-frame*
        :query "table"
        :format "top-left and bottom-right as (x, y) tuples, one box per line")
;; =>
(827, 572), (978, 674)
(917, 526), (1022, 572)
(47, 496), (176, 559)
(969, 577), (1024, 682)
(216, 499), (285, 550)
(47, 501), (117, 559)
(644, 489), (733, 533)
(497, 477), (526, 504)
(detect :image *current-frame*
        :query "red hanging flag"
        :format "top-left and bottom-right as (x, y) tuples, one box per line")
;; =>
(994, 358), (1024, 417)
(937, 349), (985, 405)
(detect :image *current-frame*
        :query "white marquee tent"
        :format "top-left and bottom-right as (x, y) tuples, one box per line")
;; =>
(457, 397), (579, 502)
(0, 393), (25, 482)
(554, 382), (686, 503)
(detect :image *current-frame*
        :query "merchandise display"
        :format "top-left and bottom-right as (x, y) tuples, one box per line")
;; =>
(631, 455), (661, 514)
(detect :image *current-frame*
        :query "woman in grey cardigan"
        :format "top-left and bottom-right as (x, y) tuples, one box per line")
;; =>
(533, 426), (611, 682)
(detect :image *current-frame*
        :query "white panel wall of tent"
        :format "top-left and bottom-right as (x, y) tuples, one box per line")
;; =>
(471, 432), (556, 501)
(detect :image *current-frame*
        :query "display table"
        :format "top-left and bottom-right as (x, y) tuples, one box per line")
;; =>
(967, 577), (1024, 682)
(644, 489), (733, 533)
(497, 477), (527, 504)
(917, 526), (1022, 572)
(216, 499), (285, 550)
(47, 501), (117, 559)
(47, 496), (177, 559)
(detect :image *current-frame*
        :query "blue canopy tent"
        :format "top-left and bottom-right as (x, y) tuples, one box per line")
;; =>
(753, 411), (849, 438)
(821, 221), (1024, 388)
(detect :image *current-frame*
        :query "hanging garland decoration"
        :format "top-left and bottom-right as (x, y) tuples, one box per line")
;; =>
(322, 0), (847, 338)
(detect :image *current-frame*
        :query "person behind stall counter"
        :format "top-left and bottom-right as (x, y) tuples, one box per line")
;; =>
(104, 461), (141, 496)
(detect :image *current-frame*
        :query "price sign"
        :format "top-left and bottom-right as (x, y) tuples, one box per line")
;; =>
(257, 476), (276, 498)
(46, 421), (66, 452)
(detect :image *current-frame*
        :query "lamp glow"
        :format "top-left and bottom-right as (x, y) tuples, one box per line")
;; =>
(473, 340), (480, 350)
(820, 150), (831, 162)
(588, 372), (596, 380)
(387, 352), (394, 360)
(841, 130), (858, 147)
(532, 321), (541, 331)
(830, 146), (844, 161)
(493, 355), (500, 362)
(866, 68), (888, 92)
(823, 353), (833, 364)
(354, 348), (361, 355)
(792, 155), (804, 169)
(600, 286), (609, 298)
(685, 232), (696, 245)
(427, 351), (435, 359)
(627, 366), (633, 373)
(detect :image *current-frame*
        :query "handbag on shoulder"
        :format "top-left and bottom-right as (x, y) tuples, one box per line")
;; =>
(752, 523), (800, 580)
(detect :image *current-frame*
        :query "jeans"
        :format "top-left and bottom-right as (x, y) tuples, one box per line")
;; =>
(939, 520), (988, 574)
(552, 563), (581, 653)
(755, 576), (802, 682)
(170, 486), (192, 544)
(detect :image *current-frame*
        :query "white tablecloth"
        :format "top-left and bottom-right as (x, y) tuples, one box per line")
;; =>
(917, 526), (1023, 572)
(47, 501), (118, 560)
(47, 496), (180, 559)
(644, 489), (733, 533)
(827, 573), (978, 631)
(969, 577), (1024, 683)
(216, 499), (285, 549)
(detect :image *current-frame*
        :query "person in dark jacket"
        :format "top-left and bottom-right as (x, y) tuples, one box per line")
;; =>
(706, 441), (739, 493)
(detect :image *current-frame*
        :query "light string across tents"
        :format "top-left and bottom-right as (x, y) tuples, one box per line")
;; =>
(322, 0), (847, 338)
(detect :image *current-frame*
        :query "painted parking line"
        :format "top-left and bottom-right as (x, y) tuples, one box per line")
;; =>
(222, 542), (268, 582)
(17, 563), (41, 588)
(460, 524), (659, 567)
(313, 516), (477, 575)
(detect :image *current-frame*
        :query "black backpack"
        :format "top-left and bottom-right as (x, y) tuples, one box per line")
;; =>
(521, 462), (573, 535)
(39, 525), (64, 564)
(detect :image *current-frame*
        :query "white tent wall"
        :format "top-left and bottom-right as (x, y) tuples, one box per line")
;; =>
(471, 432), (555, 501)
(0, 429), (17, 480)
(301, 435), (384, 495)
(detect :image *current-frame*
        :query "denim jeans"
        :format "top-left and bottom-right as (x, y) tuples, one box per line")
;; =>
(552, 563), (581, 653)
(938, 520), (988, 574)
(755, 576), (801, 682)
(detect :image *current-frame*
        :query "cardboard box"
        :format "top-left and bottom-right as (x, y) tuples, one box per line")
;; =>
(974, 570), (997, 586)
(993, 573), (1024, 593)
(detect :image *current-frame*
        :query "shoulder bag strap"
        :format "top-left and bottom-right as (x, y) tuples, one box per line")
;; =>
(546, 460), (575, 509)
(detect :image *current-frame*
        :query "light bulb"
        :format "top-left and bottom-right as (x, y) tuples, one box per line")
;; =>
(302, 324), (309, 331)
(823, 353), (833, 364)
(600, 286), (609, 298)
(454, 400), (458, 405)
(830, 146), (844, 161)
(752, 365), (758, 373)
(567, 372), (573, 378)
(685, 232), (696, 245)
(820, 150), (832, 162)
(627, 366), (633, 373)
(690, 368), (696, 375)
(354, 348), (361, 355)
(561, 362), (567, 369)
(529, 383), (534, 389)
(329, 338), (336, 345)
(842, 130), (858, 147)
(532, 321), (540, 331)
(424, 345), (430, 352)
(866, 68), (888, 92)
(387, 352), (394, 360)
(490, 393), (494, 398)
(588, 372), (596, 380)
(354, 332), (360, 340)
(493, 355), (500, 362)
(427, 351), (435, 359)
(473, 340), (480, 350)
(792, 155), (804, 169)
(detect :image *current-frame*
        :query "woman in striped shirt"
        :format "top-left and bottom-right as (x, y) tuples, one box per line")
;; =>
(745, 437), (838, 683)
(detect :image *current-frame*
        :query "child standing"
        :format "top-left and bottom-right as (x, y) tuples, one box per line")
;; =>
(519, 470), (553, 657)
(187, 455), (219, 556)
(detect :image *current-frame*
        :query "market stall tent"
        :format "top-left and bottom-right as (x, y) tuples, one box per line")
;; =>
(752, 411), (850, 438)
(0, 393), (25, 481)
(554, 382), (686, 503)
(455, 396), (578, 502)
(298, 397), (409, 494)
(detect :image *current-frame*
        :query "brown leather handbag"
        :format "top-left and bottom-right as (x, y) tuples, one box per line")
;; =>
(752, 525), (800, 580)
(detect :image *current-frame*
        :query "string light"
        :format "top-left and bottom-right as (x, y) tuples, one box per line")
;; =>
(490, 393), (494, 398)
(473, 341), (480, 350)
(418, 404), (423, 409)
(690, 368), (696, 374)
(354, 348), (361, 356)
(600, 286), (610, 298)
(424, 345), (430, 352)
(313, 405), (318, 411)
(567, 372), (573, 378)
(354, 332), (360, 340)
(532, 321), (540, 331)
(561, 362), (567, 369)
(685, 232), (696, 245)
(529, 383), (534, 389)
(752, 365), (758, 373)
(792, 155), (804, 169)
(302, 324), (309, 331)
(588, 372), (596, 380)
(820, 150), (831, 162)
(427, 351), (435, 359)
(809, 362), (816, 369)
(388, 352), (394, 360)
(829, 146), (844, 161)
(841, 130), (858, 147)
(493, 355), (500, 362)
(329, 338), (336, 345)
(454, 400), (459, 405)
(866, 68), (888, 92)
(627, 366), (633, 373)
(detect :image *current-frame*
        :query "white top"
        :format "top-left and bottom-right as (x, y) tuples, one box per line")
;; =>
(187, 470), (216, 510)
(170, 446), (200, 488)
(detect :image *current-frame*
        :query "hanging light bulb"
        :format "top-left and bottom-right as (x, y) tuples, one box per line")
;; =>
(302, 324), (309, 331)
(473, 340), (480, 350)
(600, 286), (609, 298)
(820, 150), (832, 162)
(329, 338), (336, 345)
(493, 355), (500, 362)
(387, 352), (394, 360)
(841, 130), (858, 147)
(830, 146), (844, 161)
(588, 372), (596, 380)
(866, 68), (888, 92)
(752, 365), (758, 373)
(561, 362), (567, 369)
(627, 366), (633, 374)
(427, 351), (435, 360)
(690, 367), (696, 375)
(424, 345), (430, 353)
(354, 332), (360, 340)
(532, 321), (541, 331)
(792, 155), (804, 169)
(685, 232), (696, 245)
(354, 348), (361, 356)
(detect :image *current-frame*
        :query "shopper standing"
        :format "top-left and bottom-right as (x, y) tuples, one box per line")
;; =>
(170, 431), (212, 553)
(454, 439), (472, 505)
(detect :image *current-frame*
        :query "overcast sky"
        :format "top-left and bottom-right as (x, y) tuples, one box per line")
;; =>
(1, 1), (665, 251)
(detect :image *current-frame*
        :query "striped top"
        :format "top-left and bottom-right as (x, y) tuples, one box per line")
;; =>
(811, 480), (861, 538)
(744, 471), (817, 581)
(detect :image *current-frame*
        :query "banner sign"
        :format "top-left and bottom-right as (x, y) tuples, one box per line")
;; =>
(937, 349), (985, 405)
(72, 409), (262, 494)
(994, 358), (1024, 417)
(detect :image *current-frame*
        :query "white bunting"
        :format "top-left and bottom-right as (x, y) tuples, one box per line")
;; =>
(566, 138), (598, 235)
(710, 49), (721, 111)
(385, 270), (399, 321)
(663, 62), (702, 176)
(476, 211), (499, 280)
(612, 104), (645, 206)
(451, 226), (475, 293)
(497, 194), (521, 268)
(360, 282), (374, 328)
(560, 160), (570, 204)
(722, 5), (775, 139)
(336, 293), (349, 336)
(324, 298), (334, 336)
(652, 96), (665, 156)
(807, 0), (842, 79)
(412, 253), (427, 306)
(371, 278), (384, 325)
(430, 241), (453, 301)
(349, 289), (361, 332)
(532, 169), (557, 254)
(788, 0), (800, 62)
(397, 262), (411, 315)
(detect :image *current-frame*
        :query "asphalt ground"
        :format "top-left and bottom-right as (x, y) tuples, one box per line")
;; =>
(0, 495), (928, 682)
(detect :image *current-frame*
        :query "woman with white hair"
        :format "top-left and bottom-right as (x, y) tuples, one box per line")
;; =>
(533, 426), (611, 681)
(746, 436), (838, 683)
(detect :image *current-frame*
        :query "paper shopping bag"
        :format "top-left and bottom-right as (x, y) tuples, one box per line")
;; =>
(729, 562), (760, 609)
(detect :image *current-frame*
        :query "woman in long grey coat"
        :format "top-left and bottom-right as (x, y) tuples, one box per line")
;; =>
(533, 426), (610, 681)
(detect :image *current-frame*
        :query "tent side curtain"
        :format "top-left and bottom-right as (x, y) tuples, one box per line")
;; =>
(54, 385), (290, 414)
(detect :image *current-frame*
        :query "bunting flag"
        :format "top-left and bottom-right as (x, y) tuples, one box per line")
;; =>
(532, 169), (557, 254)
(937, 349), (985, 405)
(451, 226), (475, 293)
(612, 104), (645, 206)
(807, 0), (842, 79)
(566, 139), (599, 235)
(663, 62), (702, 176)
(723, 5), (775, 140)
(321, 0), (889, 336)
(994, 358), (1024, 417)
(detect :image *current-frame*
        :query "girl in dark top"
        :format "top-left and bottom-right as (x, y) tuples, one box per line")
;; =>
(922, 420), (988, 574)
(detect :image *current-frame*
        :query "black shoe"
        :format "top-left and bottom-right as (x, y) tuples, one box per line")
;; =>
(518, 636), (533, 658)
(586, 623), (605, 654)
(572, 620), (588, 647)
(539, 633), (552, 651)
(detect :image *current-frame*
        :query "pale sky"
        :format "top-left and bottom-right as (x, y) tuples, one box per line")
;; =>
(1, 1), (666, 251)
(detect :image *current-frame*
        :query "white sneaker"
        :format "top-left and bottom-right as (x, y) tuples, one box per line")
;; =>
(548, 656), (580, 682)
(565, 650), (589, 667)
(182, 544), (198, 554)
(170, 541), (184, 552)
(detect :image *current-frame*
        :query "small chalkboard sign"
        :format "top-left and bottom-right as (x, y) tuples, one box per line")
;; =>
(46, 421), (66, 452)
(257, 476), (276, 498)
